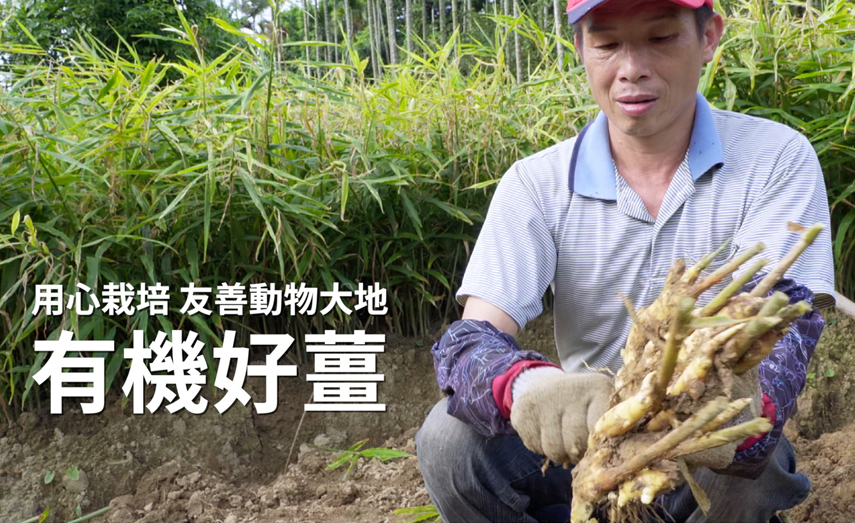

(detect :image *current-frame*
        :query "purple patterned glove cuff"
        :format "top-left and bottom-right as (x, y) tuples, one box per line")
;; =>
(725, 275), (824, 478)
(431, 319), (553, 437)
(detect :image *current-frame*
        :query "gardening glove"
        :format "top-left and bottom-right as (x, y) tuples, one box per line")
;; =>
(510, 372), (613, 466)
(682, 366), (763, 471)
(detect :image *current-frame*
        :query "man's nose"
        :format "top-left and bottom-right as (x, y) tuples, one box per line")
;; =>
(617, 46), (652, 83)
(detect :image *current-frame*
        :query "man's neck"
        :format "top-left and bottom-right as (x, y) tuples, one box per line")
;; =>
(608, 100), (697, 187)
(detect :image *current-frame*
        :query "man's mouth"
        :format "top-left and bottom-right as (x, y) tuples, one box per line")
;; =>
(616, 95), (658, 104)
(616, 96), (658, 116)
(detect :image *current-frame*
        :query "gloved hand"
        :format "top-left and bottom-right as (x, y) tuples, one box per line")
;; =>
(682, 366), (763, 471)
(510, 372), (613, 465)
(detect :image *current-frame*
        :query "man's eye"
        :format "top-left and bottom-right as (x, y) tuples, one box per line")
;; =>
(651, 35), (676, 43)
(595, 43), (618, 50)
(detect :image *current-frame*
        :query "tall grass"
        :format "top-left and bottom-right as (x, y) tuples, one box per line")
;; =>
(0, 0), (853, 420)
(707, 0), (855, 292)
(0, 9), (591, 418)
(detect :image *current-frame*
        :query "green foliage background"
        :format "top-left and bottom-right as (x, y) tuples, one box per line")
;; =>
(0, 0), (853, 418)
(1, 0), (239, 67)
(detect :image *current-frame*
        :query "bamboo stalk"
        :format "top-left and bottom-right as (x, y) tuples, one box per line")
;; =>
(758, 292), (791, 317)
(835, 292), (855, 321)
(750, 223), (824, 297)
(691, 243), (765, 296)
(654, 296), (695, 402)
(593, 398), (729, 493)
(682, 238), (731, 284)
(671, 417), (773, 457)
(698, 398), (753, 433)
(725, 316), (780, 363)
(723, 292), (788, 363)
(696, 258), (769, 317)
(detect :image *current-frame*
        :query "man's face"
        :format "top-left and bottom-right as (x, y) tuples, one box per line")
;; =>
(578, 0), (722, 140)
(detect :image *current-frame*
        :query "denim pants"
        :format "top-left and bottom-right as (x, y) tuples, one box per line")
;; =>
(415, 397), (811, 523)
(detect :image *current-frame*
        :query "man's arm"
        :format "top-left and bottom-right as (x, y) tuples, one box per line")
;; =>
(461, 296), (520, 335)
(720, 276), (825, 479)
(431, 299), (562, 438)
(720, 131), (834, 477)
(431, 161), (563, 437)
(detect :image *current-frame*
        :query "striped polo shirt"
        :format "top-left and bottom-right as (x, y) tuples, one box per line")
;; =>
(457, 92), (835, 374)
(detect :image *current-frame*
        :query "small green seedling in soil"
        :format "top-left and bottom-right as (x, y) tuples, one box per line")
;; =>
(806, 372), (817, 389)
(316, 439), (412, 478)
(15, 506), (50, 523)
(44, 470), (55, 484)
(394, 504), (442, 523)
(65, 466), (79, 481)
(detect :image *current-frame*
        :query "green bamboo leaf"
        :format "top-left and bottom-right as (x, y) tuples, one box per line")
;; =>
(96, 69), (121, 102)
(237, 167), (284, 276)
(11, 209), (20, 235)
(157, 172), (205, 220)
(325, 451), (355, 471)
(399, 192), (423, 239)
(14, 20), (42, 48)
(834, 210), (855, 261)
(21, 349), (48, 406)
(341, 168), (349, 220)
(41, 149), (96, 175)
(394, 506), (439, 516)
(104, 344), (125, 397)
(463, 179), (501, 190)
(426, 269), (451, 290)
(359, 448), (413, 461)
(240, 69), (272, 112)
(132, 33), (187, 45)
(210, 18), (267, 49)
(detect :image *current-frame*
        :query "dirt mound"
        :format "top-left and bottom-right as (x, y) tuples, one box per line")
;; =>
(1, 310), (854, 522)
(0, 332), (441, 522)
(794, 311), (855, 439)
(103, 431), (428, 523)
(789, 424), (855, 522)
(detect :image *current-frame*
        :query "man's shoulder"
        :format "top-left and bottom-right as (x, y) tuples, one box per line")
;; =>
(512, 136), (577, 187)
(711, 108), (808, 151)
(517, 136), (577, 168)
(492, 137), (578, 216)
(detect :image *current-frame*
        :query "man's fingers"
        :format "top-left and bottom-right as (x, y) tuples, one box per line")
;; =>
(541, 432), (570, 465)
(510, 372), (618, 465)
(537, 409), (569, 463)
(523, 427), (545, 455)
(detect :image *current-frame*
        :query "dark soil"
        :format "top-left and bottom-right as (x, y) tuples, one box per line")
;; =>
(0, 310), (852, 523)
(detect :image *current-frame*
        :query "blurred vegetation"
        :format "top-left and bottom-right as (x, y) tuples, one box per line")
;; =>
(0, 0), (854, 418)
(0, 0), (240, 68)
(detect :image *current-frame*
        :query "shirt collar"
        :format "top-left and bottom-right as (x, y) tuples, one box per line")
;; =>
(568, 91), (725, 200)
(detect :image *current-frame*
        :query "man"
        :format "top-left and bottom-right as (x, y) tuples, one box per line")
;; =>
(415, 0), (835, 522)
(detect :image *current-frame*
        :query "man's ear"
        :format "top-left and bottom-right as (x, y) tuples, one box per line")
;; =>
(702, 12), (724, 63)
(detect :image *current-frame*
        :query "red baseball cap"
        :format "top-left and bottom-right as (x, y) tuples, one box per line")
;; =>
(566, 0), (714, 25)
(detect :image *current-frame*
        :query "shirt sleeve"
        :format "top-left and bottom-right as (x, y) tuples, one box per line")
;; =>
(430, 319), (559, 437)
(456, 161), (557, 330)
(720, 275), (824, 479)
(732, 132), (835, 309)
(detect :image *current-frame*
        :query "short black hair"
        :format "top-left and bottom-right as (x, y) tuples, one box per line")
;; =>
(571, 5), (715, 52)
